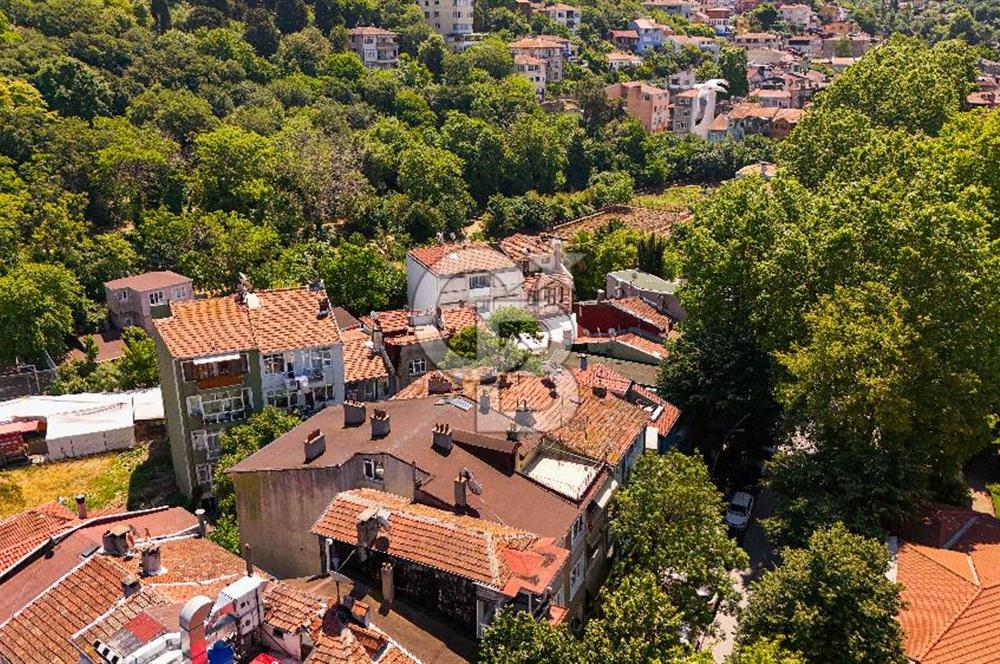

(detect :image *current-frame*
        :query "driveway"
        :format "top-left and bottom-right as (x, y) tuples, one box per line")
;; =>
(707, 490), (779, 662)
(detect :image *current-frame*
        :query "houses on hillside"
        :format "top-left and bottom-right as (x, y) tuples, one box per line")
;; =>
(348, 27), (399, 68)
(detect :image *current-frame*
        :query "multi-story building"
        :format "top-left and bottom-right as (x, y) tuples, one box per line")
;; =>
(670, 87), (698, 135)
(535, 2), (581, 32)
(753, 88), (792, 108)
(514, 54), (547, 98)
(609, 29), (639, 52)
(702, 6), (734, 30)
(497, 233), (574, 324)
(347, 26), (399, 68)
(104, 271), (193, 335)
(668, 68), (696, 90)
(229, 368), (659, 632)
(607, 50), (643, 71)
(418, 0), (476, 50)
(407, 241), (524, 316)
(508, 37), (566, 82)
(665, 34), (721, 58)
(642, 0), (693, 18)
(153, 283), (345, 498)
(605, 81), (672, 133)
(629, 18), (669, 54)
(778, 2), (816, 29)
(606, 269), (686, 321)
(732, 31), (783, 49)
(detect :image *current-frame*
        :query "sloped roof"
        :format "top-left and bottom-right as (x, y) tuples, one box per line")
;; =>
(0, 502), (76, 577)
(104, 271), (190, 292)
(498, 233), (554, 258)
(408, 243), (516, 276)
(609, 297), (673, 333)
(155, 287), (340, 359)
(263, 580), (326, 635)
(312, 489), (568, 596)
(342, 329), (390, 385)
(897, 508), (1000, 663)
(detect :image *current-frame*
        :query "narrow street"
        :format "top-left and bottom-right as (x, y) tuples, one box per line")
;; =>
(708, 490), (779, 662)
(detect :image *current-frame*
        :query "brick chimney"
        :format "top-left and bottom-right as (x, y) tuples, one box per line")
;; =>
(432, 423), (453, 451)
(75, 494), (87, 519)
(121, 574), (140, 598)
(304, 429), (326, 463)
(454, 474), (468, 509)
(140, 544), (162, 577)
(428, 373), (452, 395)
(344, 401), (366, 427)
(370, 409), (391, 439)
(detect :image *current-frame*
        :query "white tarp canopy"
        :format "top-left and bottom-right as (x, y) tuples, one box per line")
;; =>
(0, 388), (163, 461)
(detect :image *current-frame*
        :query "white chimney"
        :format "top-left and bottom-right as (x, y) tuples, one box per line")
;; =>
(75, 494), (87, 519)
(304, 429), (326, 463)
(195, 508), (207, 537)
(344, 401), (367, 427)
(370, 409), (391, 439)
(454, 475), (468, 510)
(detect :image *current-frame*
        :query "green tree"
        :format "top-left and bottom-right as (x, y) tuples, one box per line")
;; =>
(479, 608), (585, 664)
(397, 144), (474, 237)
(31, 57), (112, 120)
(118, 327), (159, 389)
(244, 8), (281, 57)
(729, 639), (805, 664)
(189, 125), (279, 221)
(275, 0), (309, 34)
(752, 3), (778, 30)
(150, 0), (170, 32)
(0, 263), (84, 365)
(127, 86), (218, 147)
(737, 524), (905, 664)
(567, 221), (643, 299)
(319, 240), (405, 314)
(718, 47), (749, 98)
(611, 452), (748, 635)
(488, 306), (542, 341)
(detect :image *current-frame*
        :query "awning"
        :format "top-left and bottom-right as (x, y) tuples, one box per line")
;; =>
(193, 352), (241, 365)
(591, 478), (619, 511)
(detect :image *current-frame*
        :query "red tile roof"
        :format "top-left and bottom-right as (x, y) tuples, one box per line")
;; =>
(408, 243), (516, 276)
(498, 234), (554, 258)
(155, 287), (340, 359)
(264, 580), (326, 634)
(312, 489), (568, 596)
(0, 502), (76, 576)
(609, 298), (672, 334)
(439, 306), (479, 333)
(104, 271), (190, 292)
(615, 333), (665, 359)
(342, 329), (390, 384)
(306, 611), (376, 664)
(897, 508), (1000, 663)
(544, 389), (650, 465)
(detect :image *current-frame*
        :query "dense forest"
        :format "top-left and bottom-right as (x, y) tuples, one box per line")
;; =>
(0, 0), (770, 368)
(846, 0), (1000, 55)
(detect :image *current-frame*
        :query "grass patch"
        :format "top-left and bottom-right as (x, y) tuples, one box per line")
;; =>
(0, 439), (183, 519)
(988, 483), (1000, 516)
(634, 185), (712, 212)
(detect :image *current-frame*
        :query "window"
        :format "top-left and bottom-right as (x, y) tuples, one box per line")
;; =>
(571, 513), (586, 546)
(187, 395), (203, 417)
(570, 557), (585, 597)
(172, 286), (186, 299)
(311, 385), (335, 404)
(118, 290), (130, 302)
(310, 348), (334, 368)
(149, 291), (164, 306)
(469, 274), (489, 290)
(362, 458), (384, 481)
(122, 316), (134, 328)
(266, 388), (291, 409)
(181, 356), (248, 382)
(201, 388), (252, 424)
(408, 358), (427, 376)
(545, 288), (557, 305)
(196, 463), (215, 487)
(192, 430), (223, 460)
(263, 353), (286, 375)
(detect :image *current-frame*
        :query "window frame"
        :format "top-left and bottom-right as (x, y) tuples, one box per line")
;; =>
(569, 556), (585, 597)
(408, 358), (427, 376)
(263, 353), (286, 375)
(468, 274), (490, 290)
(148, 290), (164, 306)
(195, 463), (215, 487)
(362, 457), (385, 482)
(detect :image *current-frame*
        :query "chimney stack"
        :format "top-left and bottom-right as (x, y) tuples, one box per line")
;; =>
(102, 526), (134, 557)
(454, 474), (468, 510)
(344, 401), (367, 427)
(515, 400), (532, 428)
(578, 354), (588, 371)
(318, 296), (331, 318)
(507, 424), (520, 442)
(381, 562), (395, 606)
(428, 373), (452, 395)
(479, 390), (490, 414)
(370, 409), (391, 439)
(432, 423), (453, 451)
(244, 543), (254, 577)
(195, 508), (207, 537)
(304, 429), (326, 463)
(121, 574), (141, 599)
(592, 384), (607, 398)
(371, 323), (384, 353)
(75, 494), (87, 519)
(140, 544), (162, 577)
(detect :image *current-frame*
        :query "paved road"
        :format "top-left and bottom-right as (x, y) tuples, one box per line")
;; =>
(708, 490), (779, 662)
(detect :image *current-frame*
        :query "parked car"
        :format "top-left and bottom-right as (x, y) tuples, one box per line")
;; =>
(725, 491), (754, 531)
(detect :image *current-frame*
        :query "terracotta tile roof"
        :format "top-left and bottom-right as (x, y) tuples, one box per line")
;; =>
(0, 555), (128, 664)
(0, 501), (76, 576)
(312, 489), (568, 596)
(553, 206), (685, 238)
(572, 363), (632, 397)
(306, 611), (375, 664)
(155, 287), (340, 359)
(264, 580), (326, 634)
(630, 384), (682, 435)
(366, 309), (411, 335)
(498, 234), (554, 258)
(896, 508), (1000, 663)
(349, 26), (397, 35)
(380, 646), (420, 664)
(439, 306), (479, 333)
(342, 329), (390, 384)
(610, 29), (639, 39)
(104, 271), (190, 292)
(509, 37), (564, 49)
(615, 333), (666, 359)
(408, 243), (515, 276)
(347, 620), (389, 658)
(610, 298), (672, 334)
(522, 272), (572, 294)
(69, 586), (174, 663)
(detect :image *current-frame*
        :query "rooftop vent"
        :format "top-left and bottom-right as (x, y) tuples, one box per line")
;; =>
(304, 429), (326, 463)
(370, 409), (391, 439)
(75, 493), (87, 519)
(318, 297), (331, 319)
(140, 543), (163, 577)
(345, 401), (367, 427)
(102, 525), (134, 557)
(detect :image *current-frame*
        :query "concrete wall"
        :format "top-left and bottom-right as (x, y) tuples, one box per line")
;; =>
(406, 255), (439, 311)
(155, 334), (194, 497)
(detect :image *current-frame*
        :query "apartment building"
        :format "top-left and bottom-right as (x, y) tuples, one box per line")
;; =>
(609, 29), (639, 52)
(607, 50), (643, 71)
(407, 241), (524, 315)
(514, 54), (547, 98)
(535, 2), (581, 32)
(665, 33), (721, 58)
(104, 271), (193, 334)
(702, 6), (734, 30)
(778, 2), (816, 29)
(347, 26), (399, 69)
(498, 233), (574, 323)
(508, 36), (566, 82)
(629, 18), (669, 54)
(642, 0), (693, 18)
(732, 32), (783, 49)
(153, 283), (345, 497)
(670, 87), (698, 135)
(418, 0), (476, 51)
(605, 81), (671, 133)
(229, 368), (657, 632)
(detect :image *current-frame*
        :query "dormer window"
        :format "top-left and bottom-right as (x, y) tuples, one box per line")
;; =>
(469, 274), (489, 289)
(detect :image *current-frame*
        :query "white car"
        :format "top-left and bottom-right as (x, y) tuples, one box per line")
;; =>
(725, 491), (754, 531)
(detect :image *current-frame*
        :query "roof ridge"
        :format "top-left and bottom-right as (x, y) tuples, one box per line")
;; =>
(919, 584), (984, 660)
(907, 543), (980, 589)
(0, 553), (111, 631)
